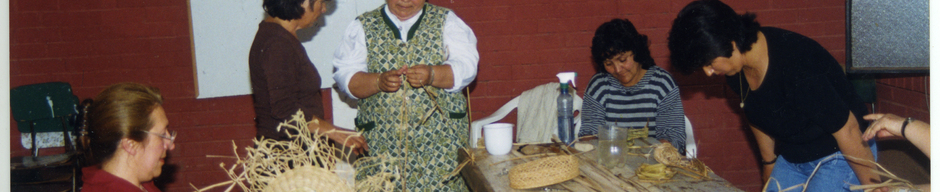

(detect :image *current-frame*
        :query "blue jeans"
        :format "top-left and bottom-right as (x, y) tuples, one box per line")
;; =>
(765, 140), (878, 192)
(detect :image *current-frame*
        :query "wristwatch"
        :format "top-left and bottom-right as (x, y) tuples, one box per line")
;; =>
(901, 117), (914, 139)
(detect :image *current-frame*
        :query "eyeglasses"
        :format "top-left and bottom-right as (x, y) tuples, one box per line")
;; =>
(144, 130), (177, 143)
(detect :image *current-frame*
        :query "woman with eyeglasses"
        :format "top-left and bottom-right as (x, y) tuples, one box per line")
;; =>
(81, 83), (175, 192)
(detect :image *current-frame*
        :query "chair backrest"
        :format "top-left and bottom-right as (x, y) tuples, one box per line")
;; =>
(11, 82), (79, 133)
(684, 116), (697, 158)
(10, 82), (84, 191)
(469, 83), (583, 146)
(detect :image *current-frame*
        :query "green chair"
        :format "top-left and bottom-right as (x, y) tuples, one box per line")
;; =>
(10, 82), (84, 192)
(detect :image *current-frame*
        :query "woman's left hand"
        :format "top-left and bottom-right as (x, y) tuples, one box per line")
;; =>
(404, 65), (433, 88)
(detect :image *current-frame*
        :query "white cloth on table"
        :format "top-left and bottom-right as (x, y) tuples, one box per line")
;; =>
(516, 83), (582, 143)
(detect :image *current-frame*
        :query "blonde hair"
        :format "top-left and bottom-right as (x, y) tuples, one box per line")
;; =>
(85, 82), (163, 165)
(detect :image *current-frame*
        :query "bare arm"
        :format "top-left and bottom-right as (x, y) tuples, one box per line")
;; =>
(833, 112), (880, 185)
(902, 120), (929, 158)
(751, 125), (776, 183)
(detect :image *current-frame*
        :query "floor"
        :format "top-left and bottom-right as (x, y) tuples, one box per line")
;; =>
(876, 139), (930, 184)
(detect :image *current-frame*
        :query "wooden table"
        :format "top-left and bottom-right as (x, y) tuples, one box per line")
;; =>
(458, 137), (743, 191)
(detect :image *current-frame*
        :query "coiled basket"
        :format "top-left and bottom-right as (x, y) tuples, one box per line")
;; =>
(508, 155), (580, 189)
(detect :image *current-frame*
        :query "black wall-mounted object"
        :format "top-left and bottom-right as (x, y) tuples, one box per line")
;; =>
(846, 0), (929, 73)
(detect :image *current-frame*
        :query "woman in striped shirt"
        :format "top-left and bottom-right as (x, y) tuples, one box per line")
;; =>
(581, 18), (687, 154)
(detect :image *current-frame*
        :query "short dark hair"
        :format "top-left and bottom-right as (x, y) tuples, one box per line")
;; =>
(590, 18), (655, 74)
(263, 0), (314, 20)
(667, 0), (760, 75)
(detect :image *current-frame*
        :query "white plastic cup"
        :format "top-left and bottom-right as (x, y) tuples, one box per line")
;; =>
(483, 123), (513, 155)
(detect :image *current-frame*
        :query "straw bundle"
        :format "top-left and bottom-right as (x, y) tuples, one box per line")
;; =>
(765, 154), (921, 192)
(653, 144), (683, 166)
(352, 153), (402, 192)
(191, 110), (356, 192)
(508, 155), (580, 189)
(653, 144), (711, 180)
(262, 165), (351, 192)
(623, 122), (655, 156)
(636, 163), (677, 181)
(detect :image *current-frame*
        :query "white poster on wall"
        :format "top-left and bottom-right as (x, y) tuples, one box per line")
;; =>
(189, 0), (384, 99)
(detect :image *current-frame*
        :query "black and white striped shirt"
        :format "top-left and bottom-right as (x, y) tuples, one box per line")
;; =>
(580, 66), (687, 153)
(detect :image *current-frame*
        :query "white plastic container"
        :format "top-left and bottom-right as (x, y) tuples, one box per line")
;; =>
(483, 123), (514, 155)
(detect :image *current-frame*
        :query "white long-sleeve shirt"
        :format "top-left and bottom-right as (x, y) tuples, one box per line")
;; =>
(332, 5), (479, 99)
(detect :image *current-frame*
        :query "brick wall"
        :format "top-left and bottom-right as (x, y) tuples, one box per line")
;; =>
(875, 75), (930, 123)
(456, 1), (849, 191)
(10, 0), (927, 191)
(10, 0), (253, 190)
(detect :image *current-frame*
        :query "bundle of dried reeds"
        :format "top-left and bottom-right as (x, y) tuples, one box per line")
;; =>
(191, 110), (357, 192)
(653, 143), (711, 180)
(764, 154), (920, 192)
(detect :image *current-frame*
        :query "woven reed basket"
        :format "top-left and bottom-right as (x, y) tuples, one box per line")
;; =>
(508, 155), (580, 189)
(262, 165), (353, 192)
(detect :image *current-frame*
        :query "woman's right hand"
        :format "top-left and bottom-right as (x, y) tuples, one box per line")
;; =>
(326, 130), (369, 155)
(377, 68), (406, 92)
(862, 113), (905, 141)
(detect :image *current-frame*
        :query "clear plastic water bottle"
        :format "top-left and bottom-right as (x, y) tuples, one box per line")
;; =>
(556, 72), (576, 145)
(557, 82), (574, 145)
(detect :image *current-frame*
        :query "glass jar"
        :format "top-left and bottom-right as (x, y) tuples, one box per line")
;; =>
(596, 123), (629, 169)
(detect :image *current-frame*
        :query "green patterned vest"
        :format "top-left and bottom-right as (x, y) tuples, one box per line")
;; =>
(354, 4), (469, 191)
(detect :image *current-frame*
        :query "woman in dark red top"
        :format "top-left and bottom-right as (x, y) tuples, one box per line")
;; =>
(82, 83), (174, 192)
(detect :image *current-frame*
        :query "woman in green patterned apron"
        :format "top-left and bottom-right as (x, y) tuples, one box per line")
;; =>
(332, 0), (479, 190)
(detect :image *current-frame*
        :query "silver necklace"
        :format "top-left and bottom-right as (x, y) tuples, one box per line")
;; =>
(739, 74), (749, 108)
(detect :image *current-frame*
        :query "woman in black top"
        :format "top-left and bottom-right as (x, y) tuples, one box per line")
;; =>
(667, 0), (880, 191)
(248, 0), (366, 153)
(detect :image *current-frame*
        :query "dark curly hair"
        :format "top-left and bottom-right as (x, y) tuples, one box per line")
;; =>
(667, 0), (761, 75)
(263, 0), (319, 20)
(591, 18), (655, 74)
